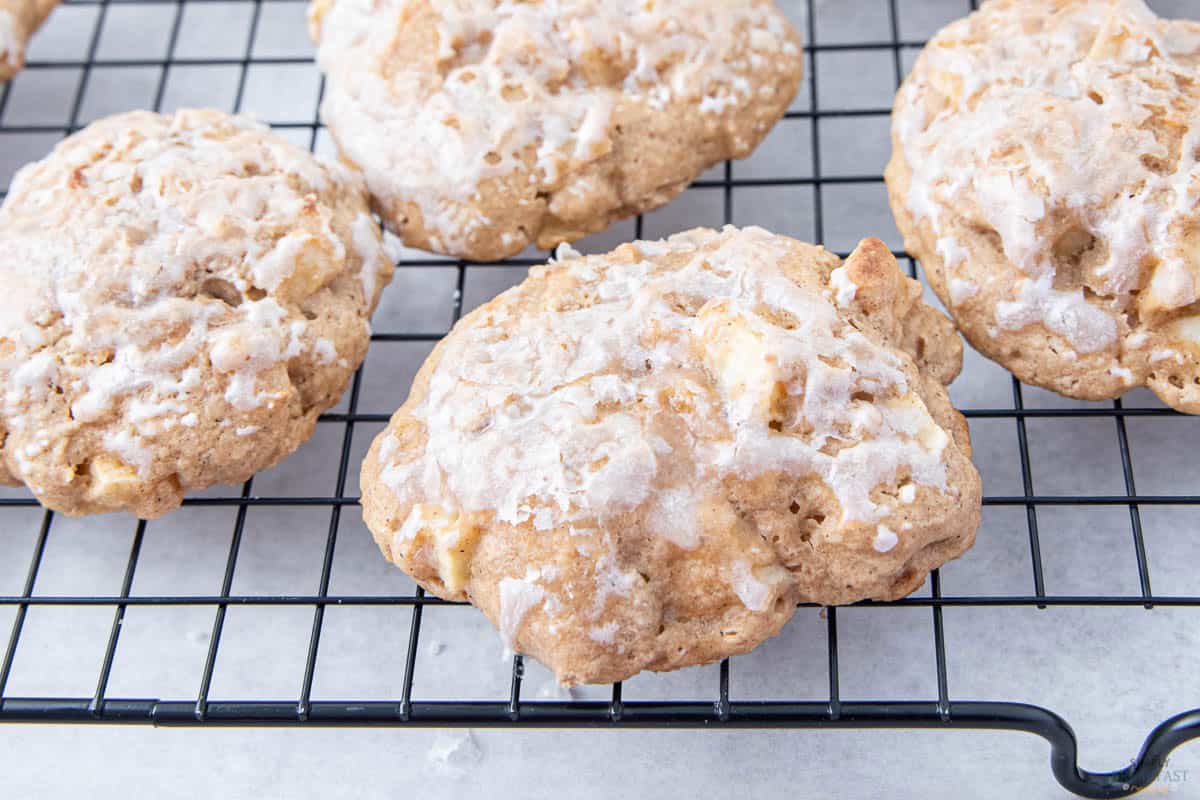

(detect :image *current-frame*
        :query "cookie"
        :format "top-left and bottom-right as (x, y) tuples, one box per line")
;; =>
(0, 0), (58, 81)
(0, 108), (394, 518)
(887, 0), (1200, 411)
(309, 0), (803, 262)
(360, 226), (981, 685)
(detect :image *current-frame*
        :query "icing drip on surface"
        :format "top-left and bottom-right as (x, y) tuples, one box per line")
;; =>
(498, 568), (547, 651)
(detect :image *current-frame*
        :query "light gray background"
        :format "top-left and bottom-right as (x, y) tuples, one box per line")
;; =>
(1, 1), (1198, 798)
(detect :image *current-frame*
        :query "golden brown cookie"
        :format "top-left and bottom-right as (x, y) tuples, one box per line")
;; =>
(887, 0), (1200, 410)
(0, 0), (59, 81)
(0, 109), (394, 518)
(360, 226), (981, 685)
(309, 0), (803, 261)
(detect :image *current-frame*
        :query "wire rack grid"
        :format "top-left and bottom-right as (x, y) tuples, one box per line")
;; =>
(0, 0), (1197, 797)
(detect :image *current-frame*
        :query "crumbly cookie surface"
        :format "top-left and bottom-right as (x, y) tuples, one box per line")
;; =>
(360, 226), (981, 685)
(887, 0), (1200, 410)
(0, 108), (394, 518)
(309, 0), (803, 262)
(0, 0), (58, 81)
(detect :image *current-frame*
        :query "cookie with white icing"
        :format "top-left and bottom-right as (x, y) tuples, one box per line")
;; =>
(0, 0), (58, 81)
(0, 109), (394, 518)
(360, 227), (981, 685)
(309, 0), (803, 262)
(887, 0), (1200, 411)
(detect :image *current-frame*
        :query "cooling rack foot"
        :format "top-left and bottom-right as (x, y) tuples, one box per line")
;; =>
(960, 704), (1200, 799)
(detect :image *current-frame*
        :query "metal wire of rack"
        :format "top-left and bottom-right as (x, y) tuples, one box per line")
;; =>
(0, 0), (1197, 797)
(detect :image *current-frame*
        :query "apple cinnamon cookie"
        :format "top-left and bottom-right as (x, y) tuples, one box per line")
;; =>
(887, 0), (1200, 411)
(0, 108), (394, 518)
(360, 227), (981, 685)
(0, 0), (59, 81)
(308, 0), (803, 262)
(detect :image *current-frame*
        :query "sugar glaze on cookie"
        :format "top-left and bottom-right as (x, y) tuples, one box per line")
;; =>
(361, 227), (981, 684)
(888, 0), (1200, 410)
(310, 0), (803, 261)
(0, 109), (394, 517)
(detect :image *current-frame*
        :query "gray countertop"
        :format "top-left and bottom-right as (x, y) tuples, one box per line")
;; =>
(1, 1), (1199, 797)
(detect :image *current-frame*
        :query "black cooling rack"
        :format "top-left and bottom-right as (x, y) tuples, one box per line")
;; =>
(0, 0), (1198, 797)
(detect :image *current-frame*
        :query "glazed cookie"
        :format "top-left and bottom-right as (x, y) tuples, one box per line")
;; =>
(360, 226), (981, 685)
(887, 0), (1200, 411)
(0, 0), (59, 81)
(309, 0), (803, 262)
(0, 108), (394, 518)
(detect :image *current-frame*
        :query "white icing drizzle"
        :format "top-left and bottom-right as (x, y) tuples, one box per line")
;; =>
(554, 242), (584, 262)
(644, 488), (701, 549)
(588, 621), (619, 645)
(1108, 366), (1134, 382)
(395, 504), (430, 545)
(378, 226), (956, 542)
(252, 233), (312, 292)
(895, 0), (1200, 352)
(936, 236), (969, 269)
(352, 212), (387, 303)
(103, 429), (152, 476)
(873, 524), (899, 553)
(312, 0), (799, 253)
(994, 276), (1117, 354)
(498, 568), (547, 652)
(829, 266), (857, 308)
(1126, 331), (1150, 348)
(947, 277), (979, 305)
(728, 559), (772, 612)
(313, 338), (338, 365)
(1151, 348), (1181, 363)
(590, 545), (641, 615)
